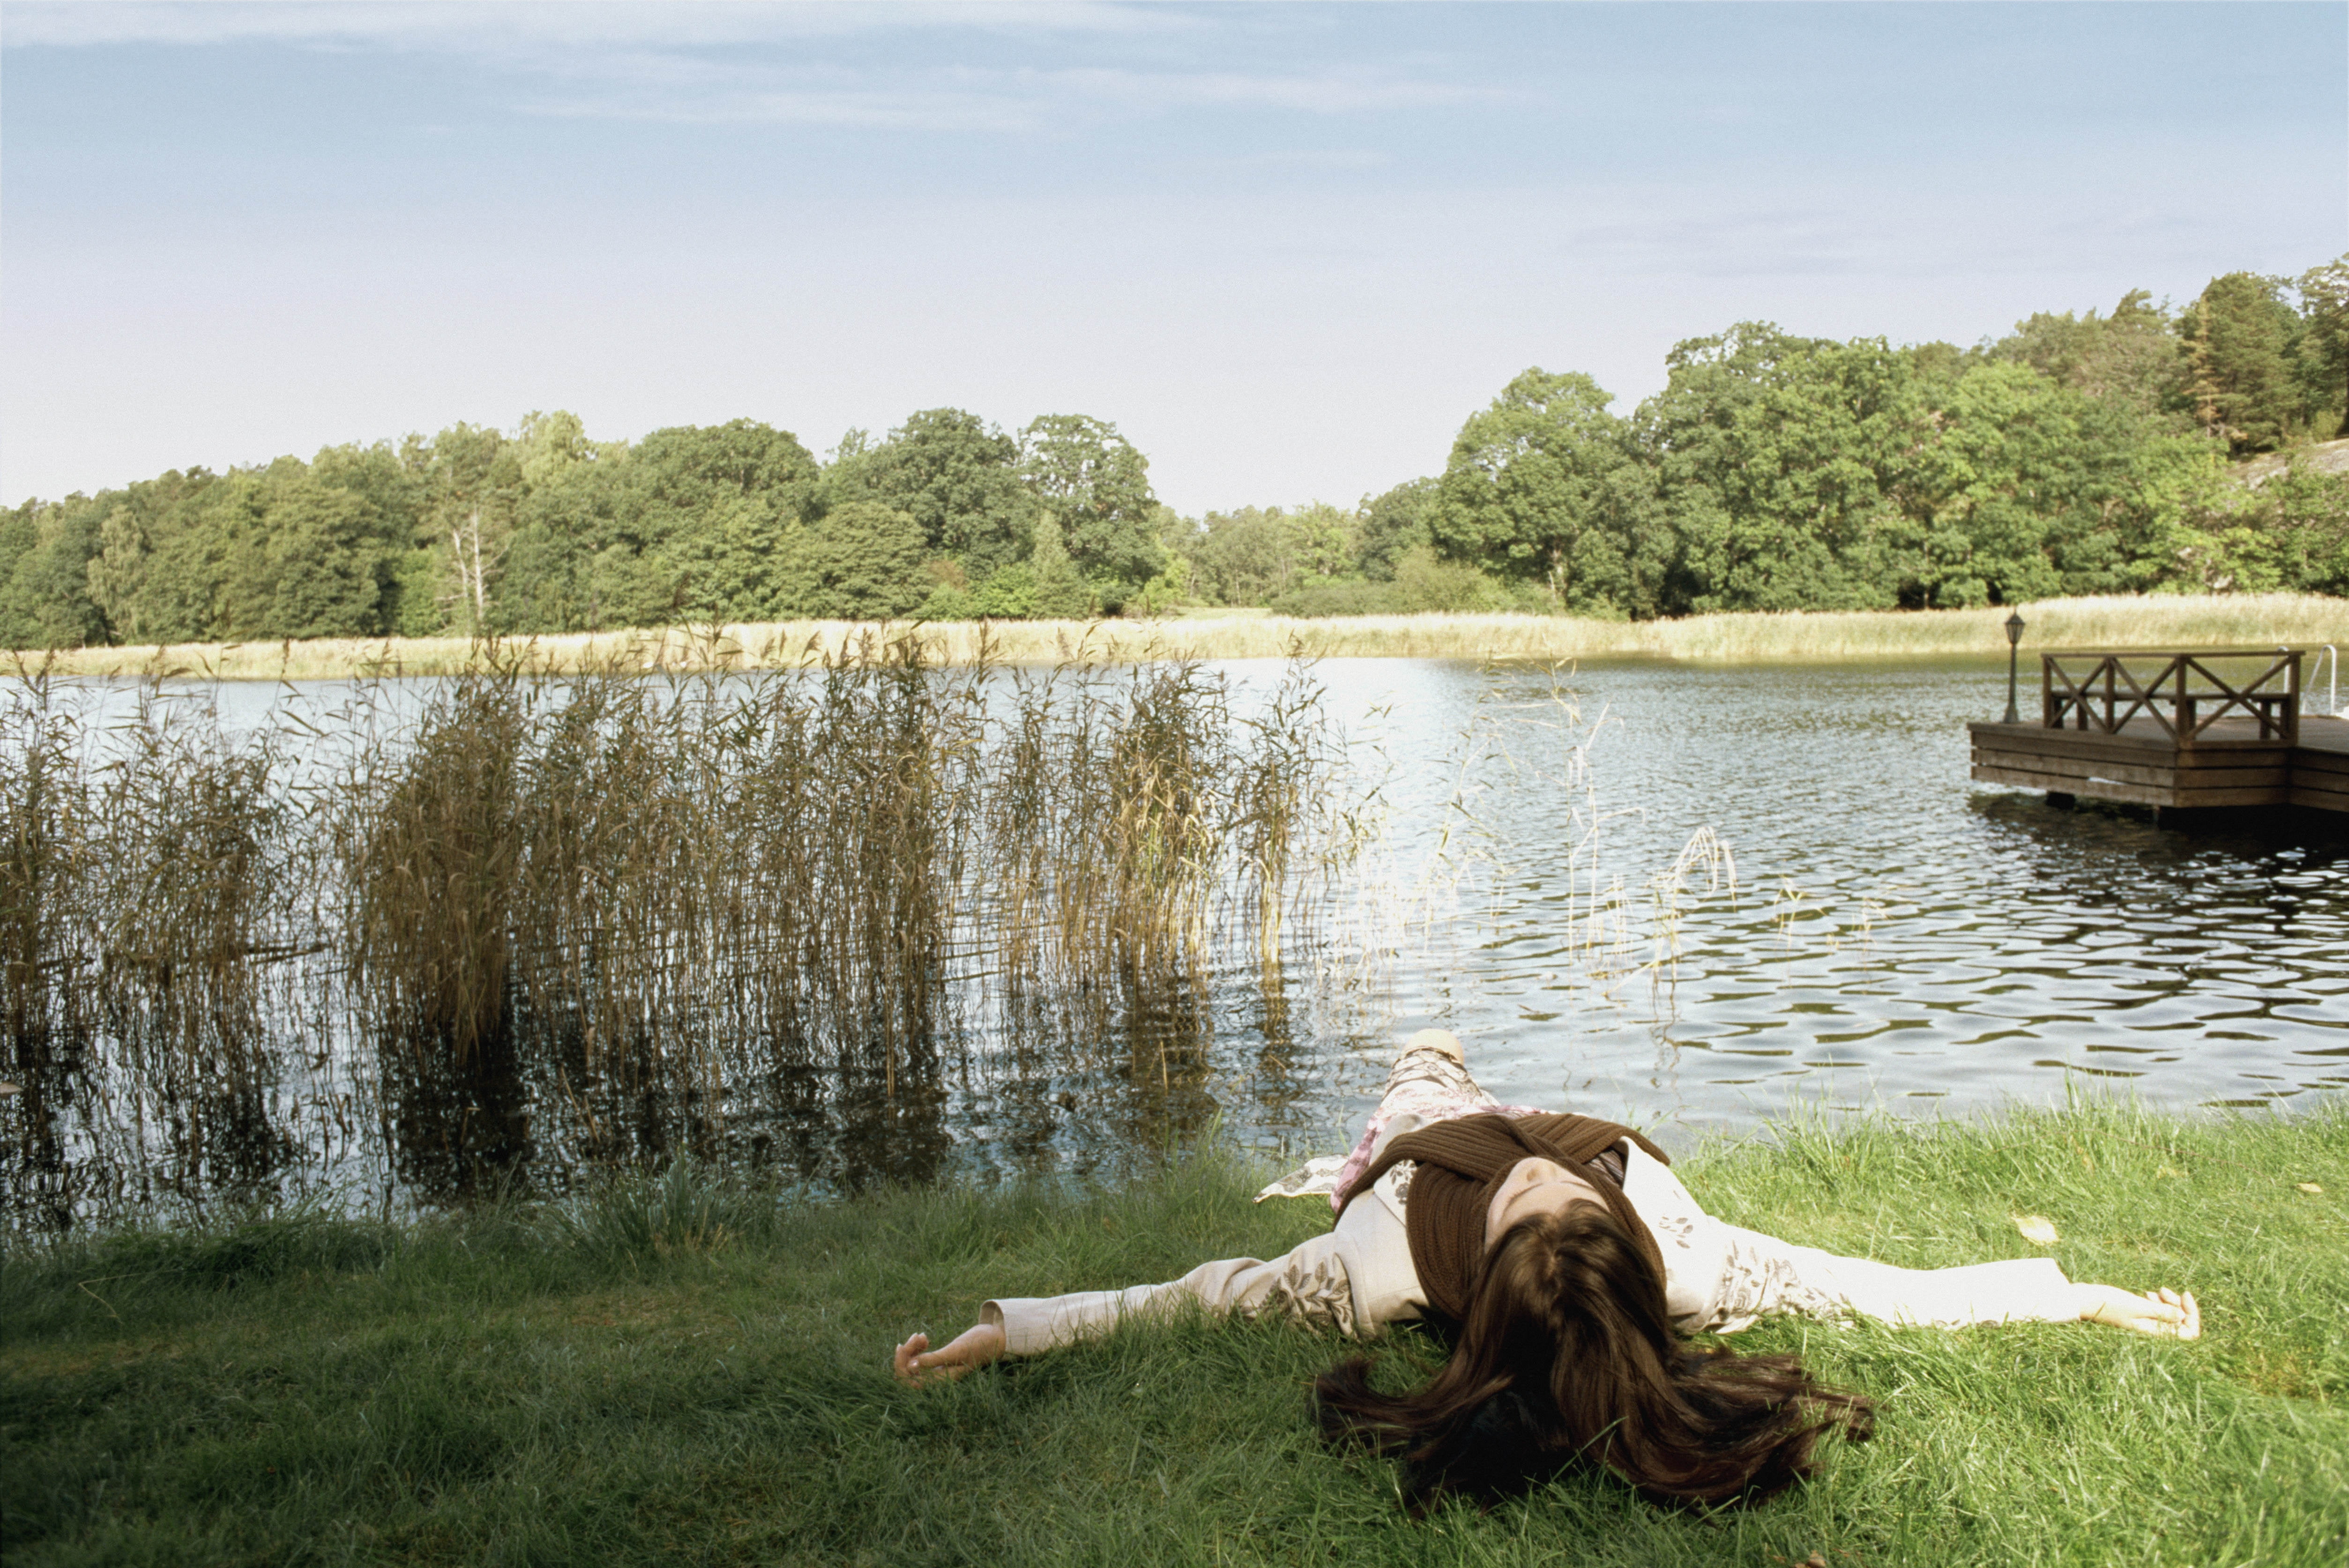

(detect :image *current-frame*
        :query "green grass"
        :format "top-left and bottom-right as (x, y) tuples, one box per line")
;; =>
(2, 1101), (2343, 1566)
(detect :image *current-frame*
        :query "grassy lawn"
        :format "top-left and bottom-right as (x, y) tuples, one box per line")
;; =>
(2, 1101), (2343, 1566)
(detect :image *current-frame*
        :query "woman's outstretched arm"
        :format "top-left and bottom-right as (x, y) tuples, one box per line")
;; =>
(887, 1224), (1379, 1384)
(1692, 1213), (2207, 1337)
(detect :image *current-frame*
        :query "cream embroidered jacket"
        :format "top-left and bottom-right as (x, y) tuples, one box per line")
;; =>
(983, 1116), (2076, 1356)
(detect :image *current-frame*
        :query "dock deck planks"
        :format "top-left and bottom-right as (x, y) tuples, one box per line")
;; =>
(1968, 648), (2348, 817)
(1969, 717), (2348, 812)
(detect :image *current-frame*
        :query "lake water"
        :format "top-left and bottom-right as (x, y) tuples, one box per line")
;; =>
(1311, 659), (2348, 1147)
(4, 657), (2344, 1225)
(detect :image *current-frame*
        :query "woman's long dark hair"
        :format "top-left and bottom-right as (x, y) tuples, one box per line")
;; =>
(1315, 1204), (1874, 1511)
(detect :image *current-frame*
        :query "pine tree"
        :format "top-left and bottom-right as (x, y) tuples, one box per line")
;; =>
(2183, 273), (2301, 454)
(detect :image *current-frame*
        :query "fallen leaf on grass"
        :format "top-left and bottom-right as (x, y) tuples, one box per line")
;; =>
(2297, 1183), (2324, 1195)
(2013, 1215), (2060, 1245)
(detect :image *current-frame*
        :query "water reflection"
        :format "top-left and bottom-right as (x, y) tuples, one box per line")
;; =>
(3, 657), (2344, 1233)
(1347, 660), (2348, 1135)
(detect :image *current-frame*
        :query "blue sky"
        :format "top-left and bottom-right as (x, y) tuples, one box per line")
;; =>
(3, 1), (2343, 515)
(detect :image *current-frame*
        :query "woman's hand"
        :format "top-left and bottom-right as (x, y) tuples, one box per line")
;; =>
(892, 1321), (1007, 1385)
(2072, 1284), (2200, 1339)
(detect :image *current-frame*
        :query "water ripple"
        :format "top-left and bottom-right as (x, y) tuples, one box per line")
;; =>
(1304, 659), (2348, 1142)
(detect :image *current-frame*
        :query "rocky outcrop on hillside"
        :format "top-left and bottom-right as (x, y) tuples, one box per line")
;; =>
(2239, 438), (2349, 488)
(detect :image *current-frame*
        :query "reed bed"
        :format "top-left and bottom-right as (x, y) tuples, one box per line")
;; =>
(19, 593), (2348, 678)
(0, 635), (1366, 1234)
(0, 680), (336, 1232)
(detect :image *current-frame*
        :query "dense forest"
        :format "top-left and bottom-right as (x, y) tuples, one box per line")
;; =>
(5, 260), (2346, 650)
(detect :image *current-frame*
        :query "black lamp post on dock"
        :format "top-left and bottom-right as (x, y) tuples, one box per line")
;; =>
(2003, 610), (2027, 724)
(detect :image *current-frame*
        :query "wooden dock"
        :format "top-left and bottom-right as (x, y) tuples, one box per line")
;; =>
(1969, 648), (2349, 819)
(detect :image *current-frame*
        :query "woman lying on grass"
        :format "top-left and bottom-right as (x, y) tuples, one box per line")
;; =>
(893, 1030), (2200, 1511)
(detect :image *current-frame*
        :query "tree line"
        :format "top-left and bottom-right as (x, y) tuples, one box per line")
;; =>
(4, 259), (2344, 650)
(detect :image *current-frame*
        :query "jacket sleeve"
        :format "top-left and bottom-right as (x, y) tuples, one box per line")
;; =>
(979, 1167), (1427, 1358)
(1619, 1142), (2077, 1334)
(1704, 1226), (2077, 1334)
(981, 1231), (1354, 1356)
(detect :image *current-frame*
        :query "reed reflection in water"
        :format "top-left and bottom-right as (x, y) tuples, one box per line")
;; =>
(15, 650), (2338, 1237)
(0, 635), (1367, 1234)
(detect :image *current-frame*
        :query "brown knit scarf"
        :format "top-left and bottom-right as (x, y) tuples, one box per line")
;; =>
(1337, 1113), (1671, 1323)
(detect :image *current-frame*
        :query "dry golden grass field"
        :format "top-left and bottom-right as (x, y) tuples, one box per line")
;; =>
(13, 593), (2348, 679)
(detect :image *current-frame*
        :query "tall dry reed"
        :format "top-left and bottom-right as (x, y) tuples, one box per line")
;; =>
(340, 654), (536, 1192)
(0, 673), (96, 1230)
(966, 645), (1357, 1154)
(1, 630), (1365, 1228)
(326, 633), (1003, 1195)
(0, 668), (340, 1230)
(6, 629), (1769, 1234)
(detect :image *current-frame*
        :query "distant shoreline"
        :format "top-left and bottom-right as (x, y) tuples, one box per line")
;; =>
(9, 592), (2346, 680)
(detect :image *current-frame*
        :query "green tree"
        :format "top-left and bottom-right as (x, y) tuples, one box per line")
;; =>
(1990, 290), (2186, 419)
(257, 460), (383, 639)
(514, 409), (599, 492)
(590, 420), (820, 626)
(771, 500), (928, 620)
(1637, 325), (1920, 613)
(1021, 517), (1094, 619)
(311, 440), (426, 635)
(498, 484), (597, 634)
(1192, 508), (1294, 606)
(2182, 273), (2303, 454)
(2176, 464), (2349, 596)
(1357, 478), (1436, 581)
(1190, 503), (1359, 606)
(500, 421), (628, 634)
(971, 564), (1038, 619)
(120, 471), (234, 642)
(84, 471), (207, 643)
(1435, 369), (1666, 616)
(1019, 415), (1163, 608)
(0, 497), (108, 648)
(84, 457), (389, 642)
(2295, 256), (2349, 439)
(1387, 543), (1523, 613)
(843, 409), (1037, 579)
(1903, 362), (2137, 605)
(407, 422), (516, 633)
(383, 549), (449, 638)
(148, 469), (267, 641)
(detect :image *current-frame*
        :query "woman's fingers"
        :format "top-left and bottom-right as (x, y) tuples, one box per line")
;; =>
(894, 1322), (1005, 1386)
(2077, 1284), (2204, 1339)
(893, 1330), (980, 1386)
(2141, 1287), (2202, 1340)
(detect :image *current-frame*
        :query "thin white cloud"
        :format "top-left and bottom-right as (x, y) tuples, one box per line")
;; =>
(1197, 147), (1392, 172)
(1050, 66), (1507, 115)
(525, 71), (1044, 133)
(522, 60), (1506, 129)
(8, 3), (1489, 132)
(0, 1), (1190, 50)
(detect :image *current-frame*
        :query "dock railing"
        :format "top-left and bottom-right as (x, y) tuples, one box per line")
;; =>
(2042, 649), (2302, 745)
